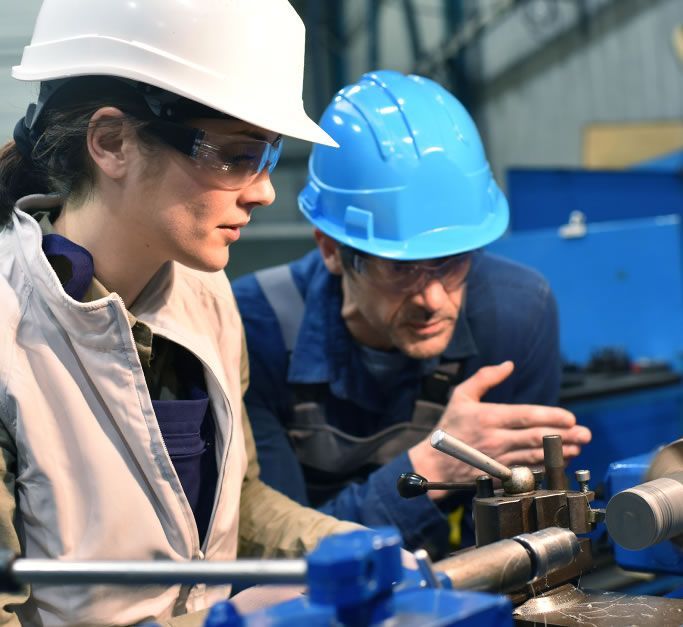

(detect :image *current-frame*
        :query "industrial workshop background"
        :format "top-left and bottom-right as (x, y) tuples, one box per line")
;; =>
(2, 0), (681, 277)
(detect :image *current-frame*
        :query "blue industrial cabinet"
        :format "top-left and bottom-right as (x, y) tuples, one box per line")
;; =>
(507, 168), (683, 232)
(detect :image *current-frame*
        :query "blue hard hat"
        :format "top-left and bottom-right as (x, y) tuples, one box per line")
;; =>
(298, 70), (509, 260)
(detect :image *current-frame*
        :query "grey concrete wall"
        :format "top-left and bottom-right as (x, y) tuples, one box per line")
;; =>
(472, 0), (683, 185)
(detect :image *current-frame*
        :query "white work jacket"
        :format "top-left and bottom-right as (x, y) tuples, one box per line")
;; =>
(0, 197), (248, 625)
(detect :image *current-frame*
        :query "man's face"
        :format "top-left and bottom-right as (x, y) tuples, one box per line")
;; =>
(334, 246), (471, 360)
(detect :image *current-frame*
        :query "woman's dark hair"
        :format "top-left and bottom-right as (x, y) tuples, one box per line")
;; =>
(0, 77), (163, 228)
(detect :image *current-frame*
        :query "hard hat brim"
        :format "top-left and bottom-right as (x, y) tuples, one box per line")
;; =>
(12, 37), (339, 147)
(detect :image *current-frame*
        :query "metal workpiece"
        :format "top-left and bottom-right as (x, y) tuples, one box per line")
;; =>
(430, 429), (535, 494)
(647, 437), (683, 482)
(435, 527), (579, 595)
(6, 557), (307, 587)
(435, 538), (533, 594)
(514, 584), (683, 627)
(606, 471), (683, 551)
(512, 528), (580, 582)
(543, 435), (568, 490)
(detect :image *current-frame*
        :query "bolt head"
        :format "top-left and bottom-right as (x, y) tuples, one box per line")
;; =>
(575, 469), (591, 482)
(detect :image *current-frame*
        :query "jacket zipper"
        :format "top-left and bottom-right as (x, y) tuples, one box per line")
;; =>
(111, 295), (235, 556)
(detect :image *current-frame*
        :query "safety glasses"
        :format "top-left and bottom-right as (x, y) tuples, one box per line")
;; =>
(144, 119), (282, 190)
(342, 247), (473, 294)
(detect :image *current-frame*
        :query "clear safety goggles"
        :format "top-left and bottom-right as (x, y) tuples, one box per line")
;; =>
(145, 119), (282, 190)
(342, 247), (473, 294)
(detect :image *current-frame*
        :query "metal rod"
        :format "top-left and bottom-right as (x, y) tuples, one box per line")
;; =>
(431, 430), (512, 481)
(413, 549), (441, 589)
(10, 559), (307, 587)
(543, 435), (567, 490)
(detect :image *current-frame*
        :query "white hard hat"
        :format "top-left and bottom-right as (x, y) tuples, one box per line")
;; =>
(12, 0), (337, 147)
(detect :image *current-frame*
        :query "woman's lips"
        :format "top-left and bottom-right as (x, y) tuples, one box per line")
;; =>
(218, 225), (242, 242)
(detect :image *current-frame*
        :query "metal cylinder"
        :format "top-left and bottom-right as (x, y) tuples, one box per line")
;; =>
(431, 430), (512, 481)
(434, 527), (579, 594)
(606, 472), (683, 551)
(513, 527), (580, 581)
(543, 435), (567, 490)
(9, 559), (308, 587)
(476, 475), (495, 498)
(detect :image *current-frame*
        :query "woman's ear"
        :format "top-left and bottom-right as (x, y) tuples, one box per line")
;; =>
(314, 228), (343, 276)
(86, 107), (131, 180)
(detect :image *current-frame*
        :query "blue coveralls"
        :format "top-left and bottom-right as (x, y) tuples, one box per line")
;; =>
(233, 249), (560, 556)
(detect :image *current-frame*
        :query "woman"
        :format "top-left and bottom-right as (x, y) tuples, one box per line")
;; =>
(0, 0), (355, 624)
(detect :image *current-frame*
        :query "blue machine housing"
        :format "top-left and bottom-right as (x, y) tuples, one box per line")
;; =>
(507, 168), (683, 232)
(605, 453), (683, 575)
(205, 528), (512, 626)
(487, 215), (683, 483)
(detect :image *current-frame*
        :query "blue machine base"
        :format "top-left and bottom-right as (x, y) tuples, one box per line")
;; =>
(213, 587), (512, 627)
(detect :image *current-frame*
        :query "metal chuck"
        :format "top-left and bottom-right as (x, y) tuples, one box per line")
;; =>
(606, 471), (683, 551)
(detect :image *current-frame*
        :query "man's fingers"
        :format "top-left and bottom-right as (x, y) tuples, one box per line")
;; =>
(499, 444), (582, 467)
(453, 361), (515, 402)
(479, 403), (577, 429)
(500, 425), (592, 451)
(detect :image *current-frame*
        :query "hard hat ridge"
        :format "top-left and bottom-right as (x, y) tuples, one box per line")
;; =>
(299, 70), (509, 260)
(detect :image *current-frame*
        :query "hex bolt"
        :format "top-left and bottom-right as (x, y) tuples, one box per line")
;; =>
(575, 469), (591, 493)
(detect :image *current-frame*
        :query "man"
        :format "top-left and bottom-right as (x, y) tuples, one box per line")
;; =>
(233, 71), (591, 557)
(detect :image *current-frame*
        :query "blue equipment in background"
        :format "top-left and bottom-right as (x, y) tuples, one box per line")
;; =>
(632, 149), (683, 174)
(205, 528), (512, 626)
(486, 212), (683, 484)
(488, 215), (683, 368)
(506, 168), (683, 232)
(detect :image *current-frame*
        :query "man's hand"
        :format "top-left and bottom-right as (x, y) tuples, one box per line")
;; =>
(408, 361), (591, 493)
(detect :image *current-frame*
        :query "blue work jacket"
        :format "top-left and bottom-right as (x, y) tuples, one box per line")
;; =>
(233, 249), (561, 555)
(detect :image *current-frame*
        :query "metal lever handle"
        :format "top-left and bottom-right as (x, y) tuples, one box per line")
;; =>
(431, 429), (512, 481)
(396, 473), (476, 499)
(430, 429), (536, 494)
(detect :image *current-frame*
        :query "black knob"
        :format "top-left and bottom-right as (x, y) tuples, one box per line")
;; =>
(397, 473), (429, 498)
(397, 473), (477, 499)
